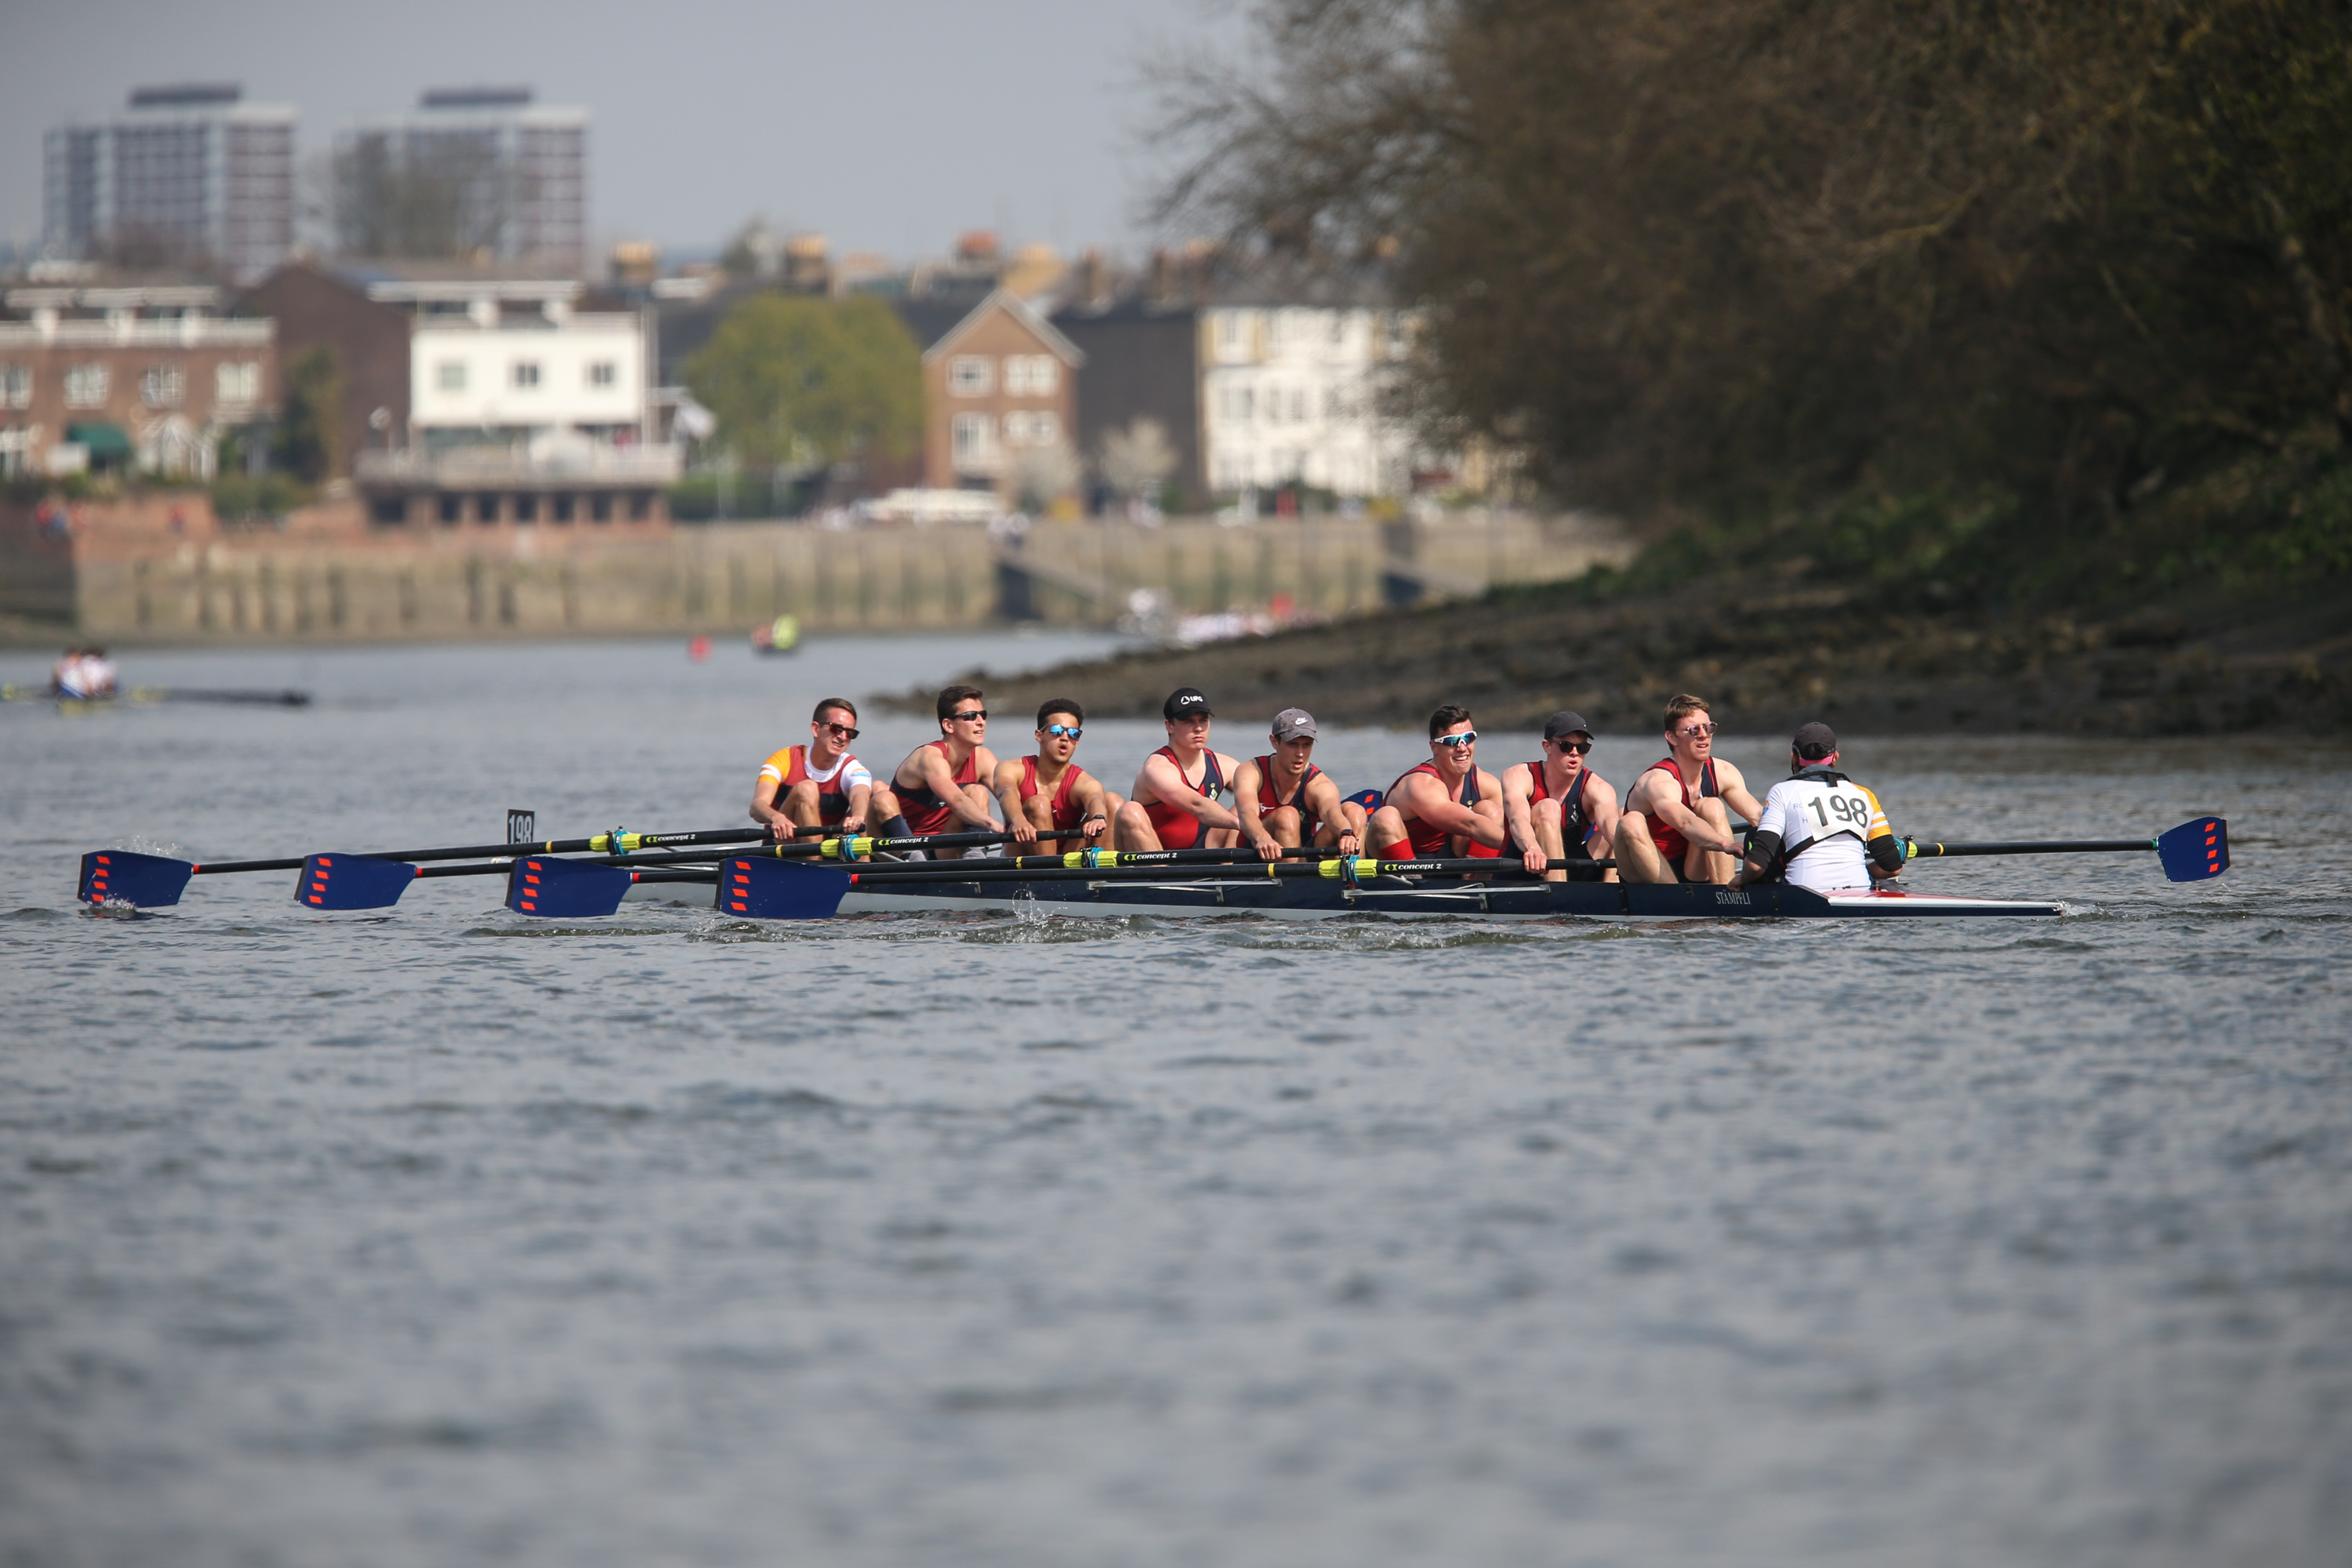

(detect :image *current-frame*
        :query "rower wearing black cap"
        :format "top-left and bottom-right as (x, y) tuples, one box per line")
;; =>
(1116, 687), (1247, 851)
(1499, 710), (1621, 883)
(1733, 722), (1906, 893)
(1234, 708), (1367, 860)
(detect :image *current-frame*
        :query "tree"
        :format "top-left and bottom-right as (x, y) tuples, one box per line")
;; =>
(1156, 0), (2352, 539)
(321, 134), (526, 260)
(684, 295), (924, 471)
(1098, 417), (1178, 499)
(274, 347), (342, 485)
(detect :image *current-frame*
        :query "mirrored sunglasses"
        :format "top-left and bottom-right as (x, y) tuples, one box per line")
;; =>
(1434, 731), (1479, 747)
(1042, 723), (1083, 740)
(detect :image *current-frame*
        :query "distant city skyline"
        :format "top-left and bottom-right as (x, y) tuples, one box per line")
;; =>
(0, 0), (1236, 269)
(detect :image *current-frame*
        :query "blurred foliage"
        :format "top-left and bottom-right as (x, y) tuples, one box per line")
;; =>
(685, 295), (923, 470)
(274, 348), (342, 485)
(1163, 0), (2352, 601)
(209, 470), (310, 525)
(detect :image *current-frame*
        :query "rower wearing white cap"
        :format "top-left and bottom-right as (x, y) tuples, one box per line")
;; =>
(1733, 722), (1907, 893)
(1500, 710), (1621, 883)
(1234, 708), (1367, 862)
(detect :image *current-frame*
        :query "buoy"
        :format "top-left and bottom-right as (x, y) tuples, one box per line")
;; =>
(688, 635), (713, 662)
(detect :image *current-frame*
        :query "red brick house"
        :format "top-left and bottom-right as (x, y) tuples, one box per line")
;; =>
(894, 289), (1083, 502)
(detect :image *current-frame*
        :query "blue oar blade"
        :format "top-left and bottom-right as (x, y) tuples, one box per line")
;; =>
(506, 855), (632, 918)
(714, 855), (851, 920)
(78, 850), (194, 909)
(296, 853), (417, 910)
(2155, 817), (2229, 882)
(1345, 787), (1384, 813)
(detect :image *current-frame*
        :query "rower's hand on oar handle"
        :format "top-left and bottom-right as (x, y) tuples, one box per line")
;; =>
(1009, 818), (1040, 845)
(1248, 832), (1283, 862)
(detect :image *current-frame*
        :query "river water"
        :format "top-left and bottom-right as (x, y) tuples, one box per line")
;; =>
(2, 632), (2346, 1568)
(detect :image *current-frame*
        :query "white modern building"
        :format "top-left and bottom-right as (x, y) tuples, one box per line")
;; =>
(351, 278), (675, 521)
(1197, 300), (1421, 499)
(42, 85), (295, 282)
(333, 89), (587, 271)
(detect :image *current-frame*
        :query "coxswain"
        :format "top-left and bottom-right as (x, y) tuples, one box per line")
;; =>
(1369, 705), (1509, 862)
(1233, 707), (1365, 860)
(1613, 694), (1764, 884)
(869, 684), (1001, 856)
(1498, 710), (1621, 882)
(1114, 687), (1246, 851)
(750, 696), (874, 840)
(992, 698), (1122, 849)
(1733, 722), (1906, 893)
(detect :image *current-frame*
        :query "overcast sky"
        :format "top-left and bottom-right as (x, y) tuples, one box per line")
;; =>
(0, 0), (1243, 265)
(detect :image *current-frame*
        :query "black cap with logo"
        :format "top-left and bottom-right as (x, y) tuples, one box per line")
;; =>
(1163, 687), (1214, 721)
(1792, 721), (1838, 760)
(1542, 710), (1594, 742)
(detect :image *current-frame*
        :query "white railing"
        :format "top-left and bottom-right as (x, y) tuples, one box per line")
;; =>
(0, 318), (274, 349)
(354, 445), (683, 486)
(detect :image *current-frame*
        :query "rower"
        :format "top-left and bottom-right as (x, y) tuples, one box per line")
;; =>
(82, 648), (117, 698)
(1234, 707), (1367, 860)
(1733, 722), (1906, 893)
(992, 698), (1122, 849)
(1114, 687), (1245, 851)
(50, 647), (83, 699)
(870, 684), (1002, 857)
(1613, 694), (1764, 884)
(750, 696), (874, 840)
(1369, 705), (1509, 862)
(1499, 710), (1621, 883)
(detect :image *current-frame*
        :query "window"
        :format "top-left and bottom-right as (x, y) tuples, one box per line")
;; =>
(216, 361), (260, 404)
(1030, 412), (1061, 445)
(1, 365), (28, 408)
(948, 356), (993, 396)
(1004, 355), (1058, 396)
(586, 361), (615, 388)
(64, 363), (108, 408)
(512, 361), (540, 390)
(951, 412), (995, 463)
(1239, 387), (1254, 422)
(1003, 411), (1033, 445)
(1291, 387), (1308, 422)
(141, 365), (185, 408)
(437, 361), (466, 391)
(1216, 312), (1246, 354)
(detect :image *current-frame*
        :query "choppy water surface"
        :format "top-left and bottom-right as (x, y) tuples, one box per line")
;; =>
(2, 633), (2347, 1568)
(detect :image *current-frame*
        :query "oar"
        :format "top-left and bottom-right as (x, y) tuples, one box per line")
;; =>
(1903, 816), (2227, 882)
(81, 822), (797, 910)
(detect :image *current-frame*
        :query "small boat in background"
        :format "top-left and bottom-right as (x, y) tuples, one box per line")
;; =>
(751, 615), (800, 655)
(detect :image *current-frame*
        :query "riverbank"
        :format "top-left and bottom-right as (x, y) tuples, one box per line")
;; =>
(885, 574), (2352, 735)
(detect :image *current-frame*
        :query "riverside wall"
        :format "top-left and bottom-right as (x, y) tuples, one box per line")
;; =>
(0, 496), (1630, 644)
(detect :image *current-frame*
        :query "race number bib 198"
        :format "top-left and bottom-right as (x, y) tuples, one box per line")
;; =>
(1791, 781), (1876, 844)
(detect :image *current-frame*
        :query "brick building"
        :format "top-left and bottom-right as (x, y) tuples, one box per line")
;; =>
(0, 283), (274, 480)
(894, 289), (1083, 502)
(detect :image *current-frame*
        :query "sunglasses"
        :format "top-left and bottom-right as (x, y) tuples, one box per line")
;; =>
(1550, 738), (1592, 755)
(1675, 722), (1719, 738)
(1040, 723), (1082, 740)
(1434, 731), (1479, 747)
(951, 710), (987, 722)
(818, 721), (859, 739)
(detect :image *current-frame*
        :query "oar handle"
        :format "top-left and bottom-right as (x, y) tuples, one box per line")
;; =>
(1904, 837), (2153, 858)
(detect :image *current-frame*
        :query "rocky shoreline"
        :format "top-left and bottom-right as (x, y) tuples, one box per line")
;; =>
(881, 579), (2352, 736)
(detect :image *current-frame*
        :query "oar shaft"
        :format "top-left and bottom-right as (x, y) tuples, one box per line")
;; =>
(845, 856), (1591, 886)
(1906, 838), (2153, 858)
(193, 825), (772, 876)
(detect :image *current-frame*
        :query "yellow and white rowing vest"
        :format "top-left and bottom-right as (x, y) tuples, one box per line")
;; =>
(1755, 773), (1890, 892)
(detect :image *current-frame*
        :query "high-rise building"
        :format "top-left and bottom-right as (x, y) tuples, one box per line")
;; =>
(42, 85), (296, 283)
(332, 89), (586, 272)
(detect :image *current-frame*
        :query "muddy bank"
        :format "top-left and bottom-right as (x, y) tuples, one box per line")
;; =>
(881, 579), (2352, 736)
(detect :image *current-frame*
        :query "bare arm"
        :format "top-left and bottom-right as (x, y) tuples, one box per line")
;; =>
(914, 745), (1001, 830)
(1499, 765), (1544, 873)
(991, 758), (1037, 844)
(1301, 774), (1363, 852)
(1711, 760), (1766, 832)
(1394, 772), (1506, 848)
(1231, 759), (1278, 851)
(1630, 769), (1742, 855)
(749, 775), (786, 833)
(1581, 772), (1621, 853)
(840, 779), (873, 836)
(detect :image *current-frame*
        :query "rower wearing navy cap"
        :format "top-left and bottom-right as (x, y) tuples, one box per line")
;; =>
(1116, 687), (1247, 851)
(1499, 710), (1621, 882)
(1234, 707), (1367, 860)
(1734, 722), (1907, 893)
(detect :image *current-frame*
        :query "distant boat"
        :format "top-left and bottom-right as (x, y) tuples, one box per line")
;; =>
(2, 684), (310, 709)
(750, 615), (800, 655)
